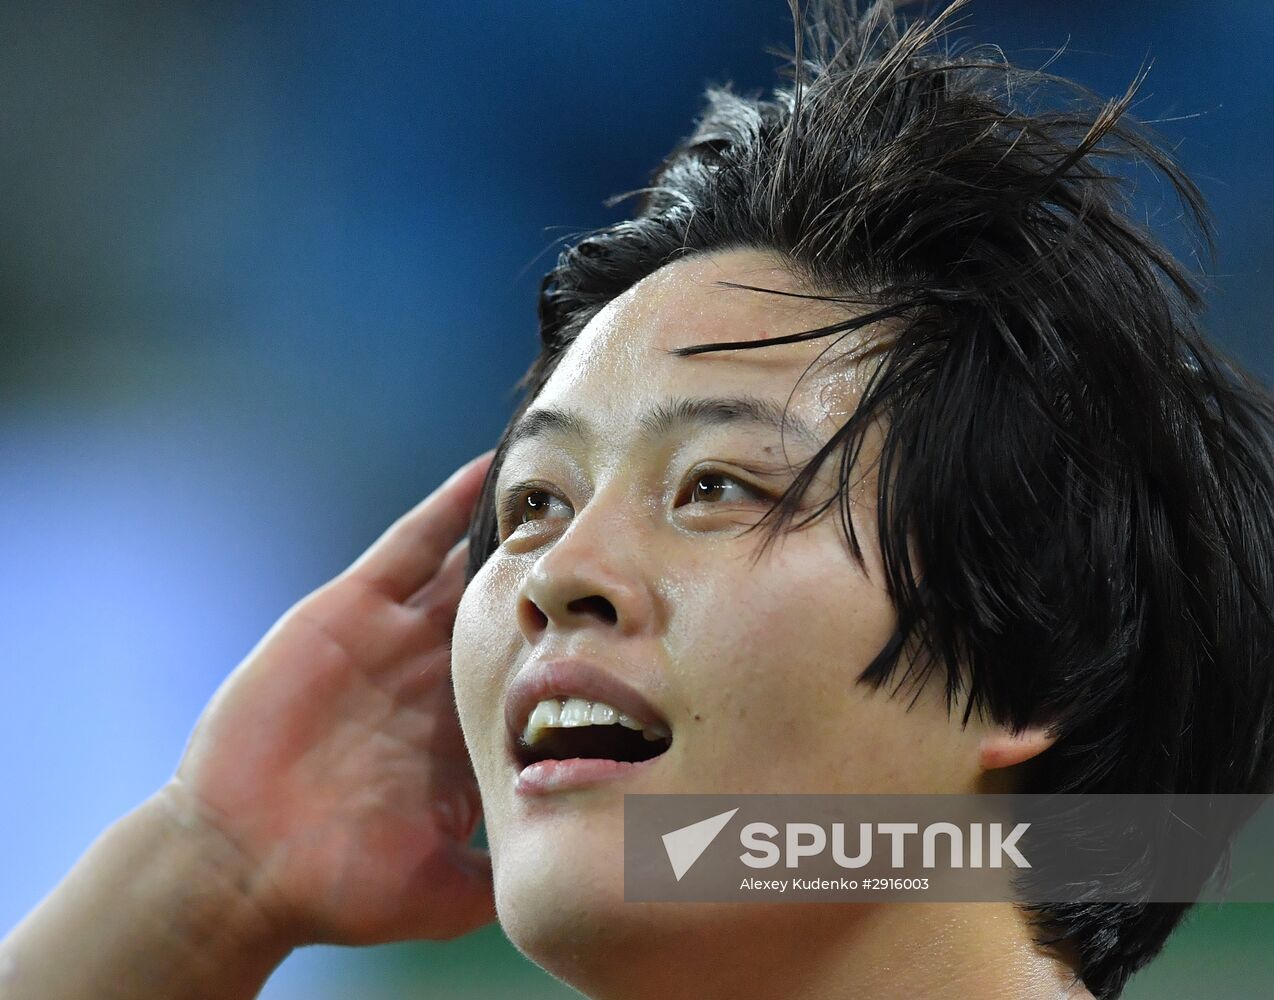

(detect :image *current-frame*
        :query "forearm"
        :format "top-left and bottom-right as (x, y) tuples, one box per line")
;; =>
(0, 787), (295, 1000)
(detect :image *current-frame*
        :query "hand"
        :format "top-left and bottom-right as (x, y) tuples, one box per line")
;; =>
(167, 451), (497, 949)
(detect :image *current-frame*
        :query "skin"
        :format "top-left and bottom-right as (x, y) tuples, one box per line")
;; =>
(451, 248), (1087, 999)
(0, 247), (1088, 1000)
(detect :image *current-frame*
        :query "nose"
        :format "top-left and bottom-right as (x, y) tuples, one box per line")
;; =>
(515, 500), (659, 643)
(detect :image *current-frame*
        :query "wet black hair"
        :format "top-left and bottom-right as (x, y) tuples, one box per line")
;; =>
(464, 2), (1274, 995)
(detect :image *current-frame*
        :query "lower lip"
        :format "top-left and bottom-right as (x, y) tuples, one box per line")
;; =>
(515, 756), (662, 795)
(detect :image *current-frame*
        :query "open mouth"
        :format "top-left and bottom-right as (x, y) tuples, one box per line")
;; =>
(513, 697), (674, 769)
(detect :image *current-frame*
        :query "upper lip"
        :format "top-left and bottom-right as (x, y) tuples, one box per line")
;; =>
(503, 657), (672, 752)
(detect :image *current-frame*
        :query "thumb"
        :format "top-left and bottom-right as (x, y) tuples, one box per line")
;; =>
(414, 845), (496, 941)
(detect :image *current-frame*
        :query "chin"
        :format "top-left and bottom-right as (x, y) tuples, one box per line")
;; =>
(494, 854), (630, 989)
(498, 881), (798, 1000)
(490, 816), (794, 996)
(490, 817), (680, 991)
(493, 817), (624, 931)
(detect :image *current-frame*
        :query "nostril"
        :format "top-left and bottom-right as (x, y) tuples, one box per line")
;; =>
(567, 595), (618, 625)
(521, 599), (549, 633)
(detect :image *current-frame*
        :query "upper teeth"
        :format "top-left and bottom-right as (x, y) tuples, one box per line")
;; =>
(523, 697), (671, 747)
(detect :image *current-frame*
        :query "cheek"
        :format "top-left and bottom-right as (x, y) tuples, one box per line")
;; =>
(451, 557), (523, 754)
(668, 535), (901, 788)
(677, 536), (894, 696)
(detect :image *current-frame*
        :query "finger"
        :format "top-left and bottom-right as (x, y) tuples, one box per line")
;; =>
(431, 845), (497, 940)
(347, 450), (495, 602)
(383, 845), (496, 944)
(403, 535), (468, 618)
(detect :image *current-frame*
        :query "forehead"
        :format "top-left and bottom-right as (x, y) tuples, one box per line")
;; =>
(533, 249), (866, 423)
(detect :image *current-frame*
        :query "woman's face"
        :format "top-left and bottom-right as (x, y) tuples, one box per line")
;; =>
(451, 248), (995, 980)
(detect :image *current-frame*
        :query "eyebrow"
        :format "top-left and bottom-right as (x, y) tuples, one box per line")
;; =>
(503, 394), (823, 454)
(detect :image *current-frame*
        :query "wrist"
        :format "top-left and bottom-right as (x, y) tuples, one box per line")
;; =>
(147, 780), (303, 960)
(107, 785), (299, 998)
(0, 786), (297, 1000)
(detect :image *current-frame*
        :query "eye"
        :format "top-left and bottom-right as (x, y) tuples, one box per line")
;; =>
(521, 489), (571, 522)
(499, 482), (573, 532)
(681, 470), (766, 506)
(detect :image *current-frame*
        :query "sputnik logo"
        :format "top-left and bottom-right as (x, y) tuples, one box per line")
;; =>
(661, 808), (739, 881)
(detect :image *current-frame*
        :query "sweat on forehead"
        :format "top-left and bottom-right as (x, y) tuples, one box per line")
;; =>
(529, 249), (874, 435)
(578, 249), (857, 353)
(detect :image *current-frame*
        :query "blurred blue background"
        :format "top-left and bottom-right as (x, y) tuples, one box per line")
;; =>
(1, 2), (1270, 997)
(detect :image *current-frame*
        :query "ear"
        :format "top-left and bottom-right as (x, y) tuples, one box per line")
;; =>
(978, 724), (1057, 772)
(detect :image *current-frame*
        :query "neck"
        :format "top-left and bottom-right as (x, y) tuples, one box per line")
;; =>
(575, 901), (1094, 1000)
